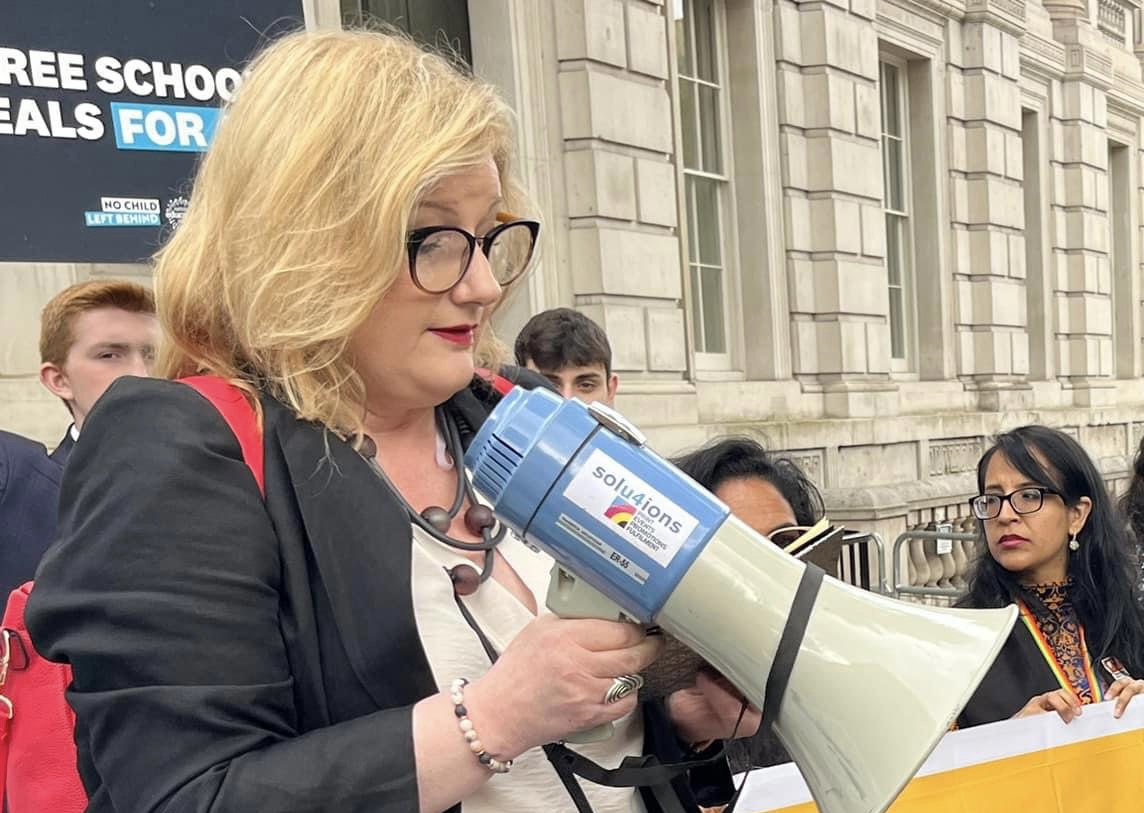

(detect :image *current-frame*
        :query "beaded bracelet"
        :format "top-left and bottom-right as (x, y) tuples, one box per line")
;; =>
(451, 678), (512, 774)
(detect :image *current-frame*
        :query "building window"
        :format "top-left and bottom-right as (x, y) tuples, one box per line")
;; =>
(342, 0), (472, 66)
(880, 59), (913, 369)
(1109, 140), (1137, 377)
(675, 0), (734, 361)
(1021, 108), (1051, 380)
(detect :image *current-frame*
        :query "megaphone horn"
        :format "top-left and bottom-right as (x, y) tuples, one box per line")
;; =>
(465, 389), (1017, 813)
(661, 516), (1014, 813)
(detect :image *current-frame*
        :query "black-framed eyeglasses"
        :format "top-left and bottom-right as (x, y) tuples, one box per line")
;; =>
(406, 217), (540, 294)
(969, 487), (1059, 520)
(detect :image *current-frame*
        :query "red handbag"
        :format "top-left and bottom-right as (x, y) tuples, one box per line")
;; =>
(0, 581), (86, 813)
(0, 377), (263, 812)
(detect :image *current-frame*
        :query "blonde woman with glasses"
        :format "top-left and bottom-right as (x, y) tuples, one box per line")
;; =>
(27, 29), (751, 813)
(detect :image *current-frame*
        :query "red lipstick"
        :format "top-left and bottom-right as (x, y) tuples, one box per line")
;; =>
(429, 324), (477, 347)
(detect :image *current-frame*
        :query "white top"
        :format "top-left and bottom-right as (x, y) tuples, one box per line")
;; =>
(410, 523), (648, 813)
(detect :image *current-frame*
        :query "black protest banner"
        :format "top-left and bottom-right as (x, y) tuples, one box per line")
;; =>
(0, 1), (302, 263)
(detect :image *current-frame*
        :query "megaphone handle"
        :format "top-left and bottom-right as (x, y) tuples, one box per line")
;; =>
(546, 565), (634, 744)
(451, 572), (620, 744)
(546, 565), (629, 621)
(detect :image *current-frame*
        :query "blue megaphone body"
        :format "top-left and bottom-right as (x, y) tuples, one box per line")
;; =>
(466, 386), (728, 622)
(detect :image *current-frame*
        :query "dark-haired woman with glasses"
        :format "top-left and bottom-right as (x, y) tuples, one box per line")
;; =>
(955, 425), (1144, 728)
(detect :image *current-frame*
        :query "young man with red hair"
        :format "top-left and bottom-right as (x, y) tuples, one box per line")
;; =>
(37, 279), (159, 464)
(0, 280), (158, 592)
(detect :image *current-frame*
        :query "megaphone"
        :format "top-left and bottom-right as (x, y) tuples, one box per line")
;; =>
(465, 387), (1017, 813)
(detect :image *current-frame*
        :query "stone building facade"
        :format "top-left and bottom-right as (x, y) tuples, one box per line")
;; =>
(4, 0), (1144, 589)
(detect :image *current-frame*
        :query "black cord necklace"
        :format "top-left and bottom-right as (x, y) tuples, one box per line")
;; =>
(364, 406), (506, 595)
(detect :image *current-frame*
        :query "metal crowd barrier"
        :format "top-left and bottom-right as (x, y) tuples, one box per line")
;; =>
(835, 530), (890, 596)
(891, 529), (977, 600)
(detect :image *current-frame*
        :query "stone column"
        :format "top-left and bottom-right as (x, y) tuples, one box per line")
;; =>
(556, 0), (689, 390)
(948, 10), (1031, 410)
(775, 0), (891, 417)
(1038, 0), (1118, 403)
(1051, 56), (1114, 403)
(301, 0), (341, 29)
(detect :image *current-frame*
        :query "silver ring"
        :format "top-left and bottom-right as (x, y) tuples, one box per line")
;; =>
(604, 673), (644, 704)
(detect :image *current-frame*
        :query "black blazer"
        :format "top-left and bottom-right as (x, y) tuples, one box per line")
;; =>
(0, 430), (61, 595)
(27, 372), (552, 813)
(49, 429), (75, 466)
(957, 610), (1119, 728)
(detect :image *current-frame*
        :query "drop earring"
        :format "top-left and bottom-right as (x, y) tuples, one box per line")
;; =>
(1068, 533), (1080, 552)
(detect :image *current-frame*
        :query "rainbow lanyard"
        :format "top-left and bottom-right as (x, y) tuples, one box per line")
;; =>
(1018, 600), (1104, 702)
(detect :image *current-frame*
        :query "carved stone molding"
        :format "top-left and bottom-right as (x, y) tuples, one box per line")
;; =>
(1041, 0), (1091, 24)
(1064, 42), (1115, 86)
(1081, 423), (1130, 459)
(1097, 0), (1129, 46)
(929, 437), (986, 477)
(879, 0), (948, 48)
(964, 0), (1028, 35)
(1021, 32), (1069, 72)
(784, 449), (826, 486)
(880, 0), (968, 24)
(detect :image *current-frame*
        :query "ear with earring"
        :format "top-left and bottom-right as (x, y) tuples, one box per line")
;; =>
(1068, 532), (1080, 552)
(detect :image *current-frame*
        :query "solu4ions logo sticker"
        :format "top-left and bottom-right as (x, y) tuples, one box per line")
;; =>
(563, 449), (698, 566)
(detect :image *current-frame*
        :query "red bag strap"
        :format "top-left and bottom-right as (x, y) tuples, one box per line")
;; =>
(0, 689), (8, 805)
(180, 376), (265, 497)
(0, 583), (30, 805)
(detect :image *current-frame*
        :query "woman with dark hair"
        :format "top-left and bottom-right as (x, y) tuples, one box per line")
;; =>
(1119, 435), (1144, 576)
(672, 436), (826, 775)
(957, 425), (1144, 728)
(674, 436), (825, 540)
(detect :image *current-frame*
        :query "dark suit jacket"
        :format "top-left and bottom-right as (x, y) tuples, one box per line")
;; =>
(0, 430), (62, 595)
(27, 375), (527, 812)
(49, 429), (75, 467)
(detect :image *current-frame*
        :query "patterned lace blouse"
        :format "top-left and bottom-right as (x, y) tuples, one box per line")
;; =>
(1026, 579), (1098, 703)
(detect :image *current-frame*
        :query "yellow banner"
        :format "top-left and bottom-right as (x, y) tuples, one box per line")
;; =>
(740, 700), (1144, 813)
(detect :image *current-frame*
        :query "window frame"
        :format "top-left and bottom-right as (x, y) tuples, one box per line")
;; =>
(1020, 100), (1054, 381)
(1108, 134), (1139, 379)
(674, 0), (742, 374)
(878, 54), (917, 375)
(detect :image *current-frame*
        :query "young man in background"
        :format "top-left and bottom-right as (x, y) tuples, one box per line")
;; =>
(513, 307), (618, 406)
(38, 279), (159, 465)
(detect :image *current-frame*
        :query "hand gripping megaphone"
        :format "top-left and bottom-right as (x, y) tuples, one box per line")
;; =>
(465, 387), (1017, 813)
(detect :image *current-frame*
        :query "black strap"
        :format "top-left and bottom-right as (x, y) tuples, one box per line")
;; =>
(454, 594), (500, 664)
(456, 594), (601, 812)
(451, 562), (826, 813)
(651, 777), (691, 813)
(453, 591), (710, 812)
(723, 563), (825, 813)
(543, 744), (597, 813)
(762, 563), (824, 727)
(544, 741), (728, 788)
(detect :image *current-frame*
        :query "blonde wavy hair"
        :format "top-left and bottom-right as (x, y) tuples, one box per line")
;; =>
(156, 28), (525, 436)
